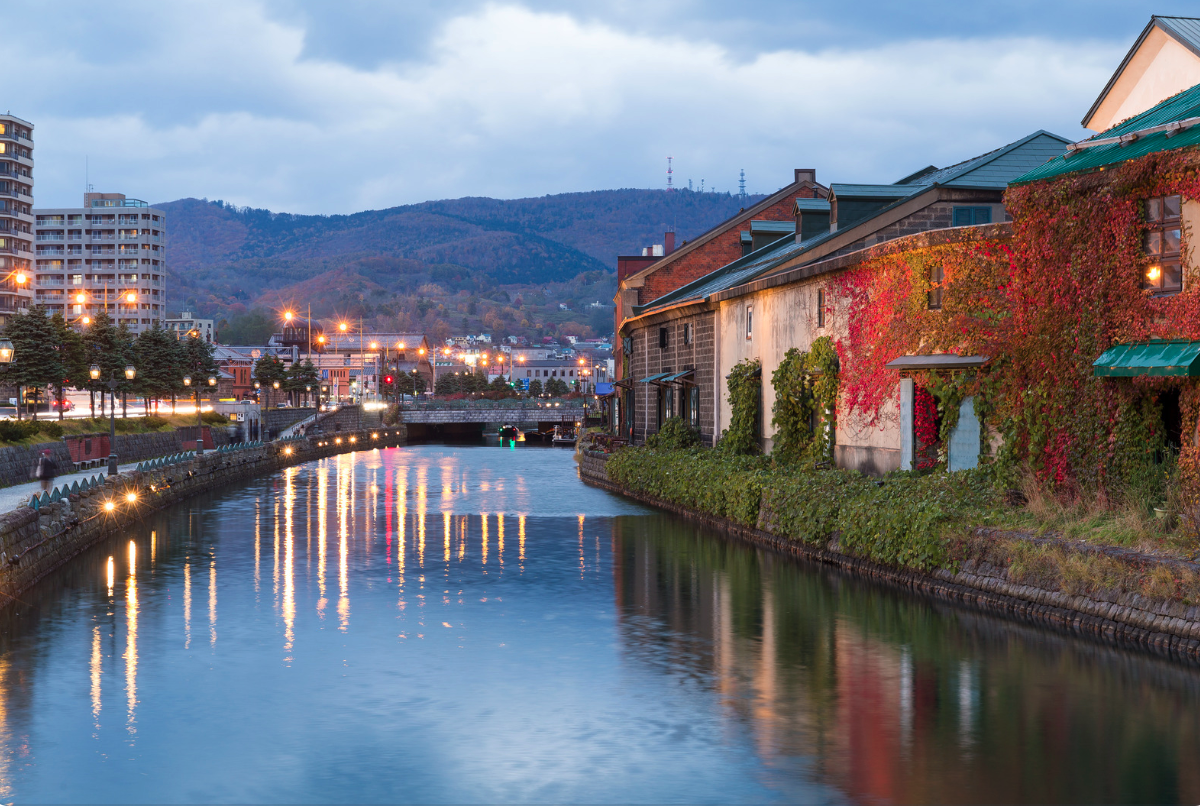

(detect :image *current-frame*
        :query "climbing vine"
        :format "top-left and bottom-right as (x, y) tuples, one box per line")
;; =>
(771, 336), (840, 464)
(826, 145), (1200, 492)
(721, 358), (761, 455)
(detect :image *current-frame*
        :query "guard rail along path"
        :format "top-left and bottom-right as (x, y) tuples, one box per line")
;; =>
(577, 443), (1200, 666)
(0, 426), (407, 608)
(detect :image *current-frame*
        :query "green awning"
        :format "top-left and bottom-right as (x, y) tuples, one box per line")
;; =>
(637, 372), (670, 383)
(1093, 340), (1200, 377)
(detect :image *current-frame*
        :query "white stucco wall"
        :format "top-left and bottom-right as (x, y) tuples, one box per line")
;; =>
(715, 276), (901, 473)
(1087, 27), (1200, 132)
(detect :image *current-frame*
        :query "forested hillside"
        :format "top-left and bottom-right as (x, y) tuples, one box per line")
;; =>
(158, 188), (761, 343)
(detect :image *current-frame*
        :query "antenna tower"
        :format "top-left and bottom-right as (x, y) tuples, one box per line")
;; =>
(666, 156), (674, 192)
(738, 169), (746, 202)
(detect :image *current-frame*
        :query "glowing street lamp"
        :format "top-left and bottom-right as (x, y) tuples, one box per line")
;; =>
(284, 310), (294, 322)
(0, 339), (13, 364)
(339, 322), (348, 332)
(125, 292), (136, 303)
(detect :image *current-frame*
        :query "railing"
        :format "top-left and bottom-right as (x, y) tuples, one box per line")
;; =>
(35, 247), (64, 255)
(35, 234), (64, 241)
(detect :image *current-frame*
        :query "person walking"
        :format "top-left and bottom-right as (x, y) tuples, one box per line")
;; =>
(32, 449), (58, 493)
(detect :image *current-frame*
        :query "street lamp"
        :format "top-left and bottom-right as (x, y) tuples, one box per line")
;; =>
(0, 339), (13, 364)
(93, 363), (135, 476)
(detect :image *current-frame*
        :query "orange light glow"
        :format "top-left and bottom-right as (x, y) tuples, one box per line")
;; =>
(126, 293), (136, 303)
(126, 492), (137, 503)
(370, 341), (378, 350)
(82, 316), (91, 325)
(284, 311), (293, 321)
(14, 272), (25, 285)
(397, 342), (405, 349)
(76, 293), (86, 303)
(1148, 266), (1162, 281)
(339, 322), (348, 332)
(317, 335), (326, 344)
(104, 501), (115, 512)
(418, 348), (426, 355)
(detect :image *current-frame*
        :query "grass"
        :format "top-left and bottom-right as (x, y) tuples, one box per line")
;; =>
(0, 413), (231, 448)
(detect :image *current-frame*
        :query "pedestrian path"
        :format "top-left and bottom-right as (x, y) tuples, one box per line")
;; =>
(0, 460), (144, 513)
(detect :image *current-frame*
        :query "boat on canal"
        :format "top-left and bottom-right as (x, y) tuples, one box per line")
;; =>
(551, 425), (576, 446)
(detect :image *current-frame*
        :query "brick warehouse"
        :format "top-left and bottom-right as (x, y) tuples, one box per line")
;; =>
(616, 131), (1070, 452)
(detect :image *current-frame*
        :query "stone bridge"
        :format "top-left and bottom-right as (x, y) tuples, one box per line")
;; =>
(397, 406), (587, 438)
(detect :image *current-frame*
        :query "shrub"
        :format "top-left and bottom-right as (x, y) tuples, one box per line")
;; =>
(646, 418), (700, 450)
(0, 419), (40, 442)
(201, 411), (229, 425)
(39, 422), (63, 440)
(143, 415), (170, 430)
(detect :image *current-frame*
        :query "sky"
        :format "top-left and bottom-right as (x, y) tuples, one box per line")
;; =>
(8, 1), (1182, 214)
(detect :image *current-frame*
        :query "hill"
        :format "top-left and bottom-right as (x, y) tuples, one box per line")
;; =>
(158, 188), (762, 342)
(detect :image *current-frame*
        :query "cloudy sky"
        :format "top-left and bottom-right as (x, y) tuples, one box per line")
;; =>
(9, 1), (1175, 213)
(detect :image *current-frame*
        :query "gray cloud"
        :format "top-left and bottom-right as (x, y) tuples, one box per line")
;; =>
(11, 1), (1134, 213)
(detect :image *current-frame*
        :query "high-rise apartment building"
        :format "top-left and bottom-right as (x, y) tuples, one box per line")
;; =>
(33, 192), (166, 333)
(0, 115), (35, 327)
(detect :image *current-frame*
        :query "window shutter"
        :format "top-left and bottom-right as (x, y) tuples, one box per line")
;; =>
(953, 207), (972, 227)
(973, 207), (992, 224)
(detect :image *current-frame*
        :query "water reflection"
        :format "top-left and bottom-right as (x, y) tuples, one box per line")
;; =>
(0, 446), (1195, 802)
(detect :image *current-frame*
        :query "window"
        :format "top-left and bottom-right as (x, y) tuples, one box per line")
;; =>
(1144, 194), (1183, 294)
(683, 322), (693, 345)
(658, 326), (668, 349)
(928, 264), (944, 310)
(689, 386), (700, 428)
(665, 388), (675, 419)
(952, 206), (992, 226)
(817, 288), (826, 328)
(746, 306), (753, 340)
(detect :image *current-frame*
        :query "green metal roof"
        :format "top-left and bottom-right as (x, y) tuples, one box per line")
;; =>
(1017, 82), (1200, 185)
(637, 372), (671, 383)
(793, 198), (831, 211)
(1093, 340), (1200, 377)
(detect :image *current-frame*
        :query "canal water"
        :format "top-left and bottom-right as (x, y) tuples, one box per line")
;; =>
(0, 444), (1197, 803)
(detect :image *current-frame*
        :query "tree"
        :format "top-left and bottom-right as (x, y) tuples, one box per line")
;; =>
(50, 312), (87, 421)
(253, 353), (288, 408)
(132, 324), (185, 413)
(285, 359), (319, 406)
(83, 312), (133, 418)
(546, 378), (569, 397)
(528, 379), (543, 397)
(0, 306), (61, 420)
(411, 370), (427, 395)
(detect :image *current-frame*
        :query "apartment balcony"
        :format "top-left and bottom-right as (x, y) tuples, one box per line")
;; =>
(35, 234), (64, 242)
(89, 233), (115, 241)
(35, 246), (64, 256)
(118, 234), (140, 241)
(89, 246), (115, 255)
(117, 245), (140, 255)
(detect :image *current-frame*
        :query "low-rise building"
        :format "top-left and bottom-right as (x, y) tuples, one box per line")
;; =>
(167, 311), (214, 342)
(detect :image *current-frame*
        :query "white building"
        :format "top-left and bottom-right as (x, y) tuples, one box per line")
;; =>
(33, 192), (166, 333)
(0, 114), (35, 327)
(166, 311), (214, 342)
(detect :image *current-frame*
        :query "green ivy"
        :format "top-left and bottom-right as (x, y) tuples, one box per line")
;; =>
(647, 417), (701, 450)
(720, 358), (761, 455)
(771, 336), (839, 464)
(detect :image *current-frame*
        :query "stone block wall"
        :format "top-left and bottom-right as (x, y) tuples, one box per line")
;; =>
(627, 308), (716, 445)
(266, 407), (316, 433)
(0, 424), (408, 607)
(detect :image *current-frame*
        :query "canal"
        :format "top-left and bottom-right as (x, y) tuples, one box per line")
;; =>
(0, 443), (1197, 802)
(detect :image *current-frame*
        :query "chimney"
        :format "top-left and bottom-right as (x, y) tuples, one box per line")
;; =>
(664, 230), (676, 255)
(794, 168), (816, 186)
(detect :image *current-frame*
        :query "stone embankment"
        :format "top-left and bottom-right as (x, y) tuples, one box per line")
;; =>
(578, 450), (1200, 665)
(0, 429), (239, 489)
(0, 426), (406, 608)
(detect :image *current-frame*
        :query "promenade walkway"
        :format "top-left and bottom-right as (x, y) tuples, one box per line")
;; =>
(0, 460), (143, 513)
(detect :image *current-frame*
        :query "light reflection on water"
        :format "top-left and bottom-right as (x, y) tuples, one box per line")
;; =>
(0, 445), (1195, 802)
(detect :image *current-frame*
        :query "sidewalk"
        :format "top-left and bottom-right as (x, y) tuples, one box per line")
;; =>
(0, 460), (144, 513)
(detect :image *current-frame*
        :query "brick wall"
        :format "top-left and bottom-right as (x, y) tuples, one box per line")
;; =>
(637, 189), (820, 306)
(627, 308), (717, 446)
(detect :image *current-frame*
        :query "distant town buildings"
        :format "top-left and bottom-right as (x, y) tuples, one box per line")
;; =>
(0, 115), (34, 327)
(166, 311), (214, 342)
(34, 192), (167, 333)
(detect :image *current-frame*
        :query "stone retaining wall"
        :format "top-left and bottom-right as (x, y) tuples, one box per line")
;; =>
(578, 449), (1200, 665)
(266, 408), (316, 433)
(0, 425), (408, 608)
(0, 429), (233, 489)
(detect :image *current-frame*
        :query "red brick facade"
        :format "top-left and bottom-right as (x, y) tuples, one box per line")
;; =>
(637, 185), (824, 305)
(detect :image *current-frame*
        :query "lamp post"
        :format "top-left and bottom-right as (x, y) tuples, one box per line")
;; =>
(92, 363), (135, 475)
